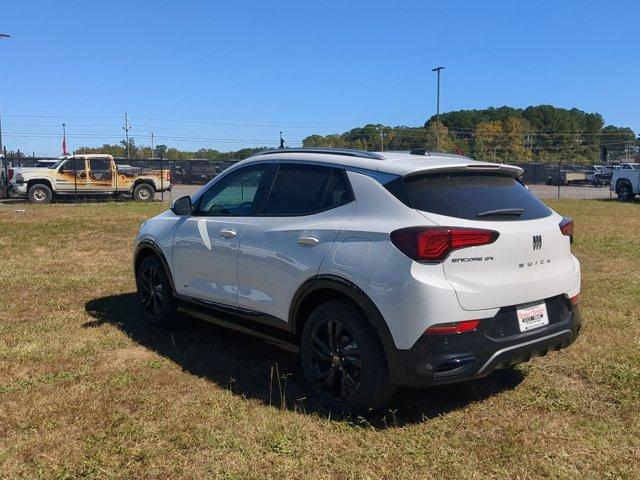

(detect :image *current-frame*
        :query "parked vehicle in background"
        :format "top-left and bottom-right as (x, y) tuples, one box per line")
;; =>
(611, 163), (640, 201)
(583, 165), (613, 187)
(172, 159), (222, 184)
(546, 167), (586, 186)
(35, 159), (59, 168)
(7, 154), (171, 204)
(618, 162), (639, 170)
(134, 147), (582, 414)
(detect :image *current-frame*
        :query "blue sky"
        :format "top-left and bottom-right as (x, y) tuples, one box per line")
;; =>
(1, 0), (638, 156)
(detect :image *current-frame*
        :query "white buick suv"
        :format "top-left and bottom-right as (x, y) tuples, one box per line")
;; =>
(134, 148), (582, 414)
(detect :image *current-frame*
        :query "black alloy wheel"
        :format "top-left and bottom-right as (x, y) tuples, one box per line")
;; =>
(139, 263), (165, 319)
(309, 318), (363, 402)
(136, 255), (176, 327)
(300, 300), (396, 415)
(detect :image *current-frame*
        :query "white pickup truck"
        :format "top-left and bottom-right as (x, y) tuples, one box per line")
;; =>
(7, 154), (171, 204)
(611, 163), (640, 201)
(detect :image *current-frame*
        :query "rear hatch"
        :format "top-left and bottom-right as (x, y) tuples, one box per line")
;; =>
(388, 168), (578, 311)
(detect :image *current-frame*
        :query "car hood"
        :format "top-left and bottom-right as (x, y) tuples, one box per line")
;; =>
(12, 167), (57, 177)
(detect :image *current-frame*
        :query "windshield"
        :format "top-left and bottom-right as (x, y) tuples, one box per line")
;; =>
(50, 159), (67, 169)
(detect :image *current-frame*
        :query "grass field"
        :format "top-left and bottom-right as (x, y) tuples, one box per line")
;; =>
(1, 199), (639, 479)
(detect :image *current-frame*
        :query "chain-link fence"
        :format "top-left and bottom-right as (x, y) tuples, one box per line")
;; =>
(0, 155), (240, 204)
(0, 154), (625, 204)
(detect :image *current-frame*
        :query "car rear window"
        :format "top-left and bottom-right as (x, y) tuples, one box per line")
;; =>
(386, 172), (551, 221)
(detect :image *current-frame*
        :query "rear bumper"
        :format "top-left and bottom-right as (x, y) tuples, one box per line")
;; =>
(8, 183), (28, 196)
(387, 295), (582, 387)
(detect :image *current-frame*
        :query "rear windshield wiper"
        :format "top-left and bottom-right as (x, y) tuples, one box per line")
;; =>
(477, 208), (524, 217)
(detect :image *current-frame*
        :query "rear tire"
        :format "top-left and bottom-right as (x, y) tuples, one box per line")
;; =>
(300, 300), (396, 416)
(136, 255), (176, 328)
(133, 183), (154, 202)
(28, 183), (53, 204)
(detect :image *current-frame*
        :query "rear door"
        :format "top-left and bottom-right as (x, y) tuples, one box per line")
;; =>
(87, 157), (115, 192)
(237, 163), (355, 322)
(399, 171), (579, 311)
(172, 164), (271, 306)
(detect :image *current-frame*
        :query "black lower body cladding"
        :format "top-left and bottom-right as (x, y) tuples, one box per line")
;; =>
(387, 295), (582, 387)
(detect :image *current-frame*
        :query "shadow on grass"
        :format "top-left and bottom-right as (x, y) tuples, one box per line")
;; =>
(85, 293), (525, 428)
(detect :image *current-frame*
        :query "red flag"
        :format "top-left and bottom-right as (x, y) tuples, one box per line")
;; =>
(455, 145), (463, 155)
(62, 134), (68, 156)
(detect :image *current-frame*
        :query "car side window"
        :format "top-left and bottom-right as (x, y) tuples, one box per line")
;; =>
(322, 168), (353, 209)
(262, 164), (353, 215)
(89, 158), (112, 181)
(196, 164), (268, 216)
(60, 159), (86, 177)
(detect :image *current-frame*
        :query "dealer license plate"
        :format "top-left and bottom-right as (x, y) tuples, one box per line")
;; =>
(516, 301), (549, 332)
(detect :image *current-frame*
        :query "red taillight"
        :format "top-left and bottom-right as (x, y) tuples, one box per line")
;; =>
(559, 217), (574, 243)
(569, 294), (579, 305)
(390, 227), (499, 262)
(426, 319), (481, 334)
(8, 168), (14, 180)
(164, 169), (171, 181)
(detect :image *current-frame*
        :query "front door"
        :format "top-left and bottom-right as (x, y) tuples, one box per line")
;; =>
(56, 158), (90, 192)
(172, 163), (271, 306)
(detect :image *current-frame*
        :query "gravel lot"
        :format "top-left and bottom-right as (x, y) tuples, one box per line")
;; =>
(528, 184), (615, 200)
(0, 182), (619, 204)
(163, 183), (618, 202)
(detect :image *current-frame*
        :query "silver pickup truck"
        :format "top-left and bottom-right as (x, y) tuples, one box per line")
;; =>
(7, 154), (171, 204)
(611, 163), (640, 201)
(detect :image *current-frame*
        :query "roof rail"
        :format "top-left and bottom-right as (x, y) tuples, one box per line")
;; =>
(250, 147), (384, 160)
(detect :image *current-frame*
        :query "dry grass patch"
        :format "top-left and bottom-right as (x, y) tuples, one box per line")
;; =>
(0, 199), (639, 479)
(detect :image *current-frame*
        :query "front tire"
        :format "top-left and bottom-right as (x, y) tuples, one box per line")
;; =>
(300, 300), (396, 415)
(28, 183), (53, 204)
(133, 183), (154, 202)
(136, 255), (176, 327)
(617, 181), (634, 202)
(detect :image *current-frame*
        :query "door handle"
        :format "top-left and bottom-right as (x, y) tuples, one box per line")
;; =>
(297, 235), (320, 247)
(219, 228), (237, 239)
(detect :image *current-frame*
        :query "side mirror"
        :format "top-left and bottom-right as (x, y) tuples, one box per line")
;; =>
(171, 195), (192, 216)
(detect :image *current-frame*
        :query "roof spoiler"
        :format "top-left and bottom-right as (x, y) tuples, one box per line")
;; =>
(404, 163), (524, 178)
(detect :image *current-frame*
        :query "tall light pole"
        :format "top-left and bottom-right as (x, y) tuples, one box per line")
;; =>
(432, 66), (446, 151)
(376, 126), (384, 151)
(151, 132), (155, 158)
(0, 34), (10, 156)
(122, 113), (132, 159)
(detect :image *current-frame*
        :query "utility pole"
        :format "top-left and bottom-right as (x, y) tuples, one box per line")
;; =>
(0, 34), (10, 156)
(0, 102), (3, 156)
(431, 66), (446, 151)
(626, 142), (631, 162)
(62, 123), (68, 156)
(122, 113), (132, 159)
(279, 131), (285, 149)
(151, 132), (155, 158)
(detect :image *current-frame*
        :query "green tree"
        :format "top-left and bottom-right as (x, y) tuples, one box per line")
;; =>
(473, 121), (503, 161)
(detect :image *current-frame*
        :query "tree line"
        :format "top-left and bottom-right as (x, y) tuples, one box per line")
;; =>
(75, 141), (265, 162)
(70, 105), (638, 164)
(303, 105), (638, 164)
